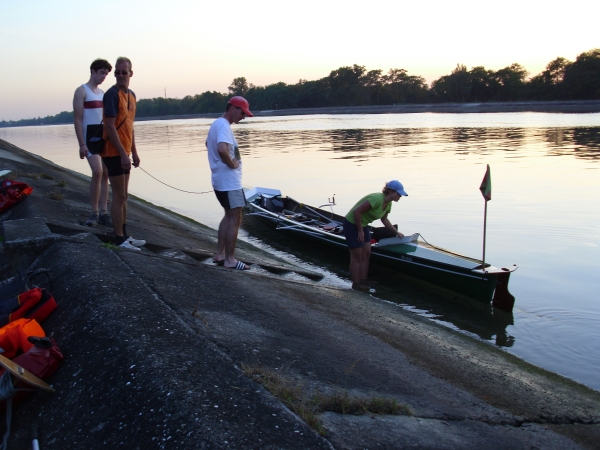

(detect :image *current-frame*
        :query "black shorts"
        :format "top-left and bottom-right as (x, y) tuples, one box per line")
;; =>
(343, 218), (371, 249)
(102, 155), (130, 177)
(214, 189), (246, 210)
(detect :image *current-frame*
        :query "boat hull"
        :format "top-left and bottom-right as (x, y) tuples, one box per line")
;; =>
(369, 247), (498, 304)
(244, 188), (516, 311)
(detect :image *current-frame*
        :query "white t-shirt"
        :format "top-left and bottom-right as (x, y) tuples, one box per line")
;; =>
(81, 84), (104, 141)
(206, 117), (242, 191)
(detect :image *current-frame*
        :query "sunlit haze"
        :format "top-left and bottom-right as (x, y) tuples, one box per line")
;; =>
(0, 0), (598, 121)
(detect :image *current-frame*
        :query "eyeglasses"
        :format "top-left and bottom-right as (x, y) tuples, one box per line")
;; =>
(114, 70), (130, 76)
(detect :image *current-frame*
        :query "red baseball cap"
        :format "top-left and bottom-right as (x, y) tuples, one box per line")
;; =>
(228, 96), (253, 117)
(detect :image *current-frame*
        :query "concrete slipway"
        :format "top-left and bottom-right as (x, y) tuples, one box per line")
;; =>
(0, 138), (598, 449)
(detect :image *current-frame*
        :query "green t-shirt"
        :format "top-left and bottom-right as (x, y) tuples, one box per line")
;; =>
(345, 192), (392, 227)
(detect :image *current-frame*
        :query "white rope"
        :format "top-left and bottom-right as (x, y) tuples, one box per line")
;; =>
(138, 167), (213, 194)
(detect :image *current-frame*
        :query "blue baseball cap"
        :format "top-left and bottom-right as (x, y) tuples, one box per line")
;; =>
(386, 180), (408, 196)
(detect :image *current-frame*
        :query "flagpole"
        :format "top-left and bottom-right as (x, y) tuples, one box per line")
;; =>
(482, 199), (487, 272)
(479, 164), (491, 273)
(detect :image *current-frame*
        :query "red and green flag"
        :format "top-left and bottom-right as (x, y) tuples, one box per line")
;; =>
(479, 164), (492, 201)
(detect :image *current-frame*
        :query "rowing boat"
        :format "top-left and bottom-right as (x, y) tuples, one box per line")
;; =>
(244, 187), (517, 312)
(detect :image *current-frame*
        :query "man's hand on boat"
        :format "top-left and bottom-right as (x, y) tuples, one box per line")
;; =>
(357, 226), (404, 244)
(381, 216), (404, 239)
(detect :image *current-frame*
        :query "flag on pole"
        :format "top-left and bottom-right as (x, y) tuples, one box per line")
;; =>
(479, 164), (492, 201)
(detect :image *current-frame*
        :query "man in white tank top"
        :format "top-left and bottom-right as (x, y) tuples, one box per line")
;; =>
(73, 59), (113, 227)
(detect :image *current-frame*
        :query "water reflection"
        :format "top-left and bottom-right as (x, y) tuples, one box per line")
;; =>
(573, 128), (600, 159)
(242, 215), (516, 348)
(121, 118), (600, 163)
(329, 129), (368, 155)
(543, 127), (600, 159)
(230, 126), (600, 161)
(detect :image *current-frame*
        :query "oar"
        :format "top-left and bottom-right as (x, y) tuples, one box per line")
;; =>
(303, 205), (341, 225)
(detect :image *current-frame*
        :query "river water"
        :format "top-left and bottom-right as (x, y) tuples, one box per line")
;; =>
(1, 112), (599, 391)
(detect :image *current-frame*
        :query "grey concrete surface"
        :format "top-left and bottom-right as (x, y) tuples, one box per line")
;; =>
(0, 138), (599, 449)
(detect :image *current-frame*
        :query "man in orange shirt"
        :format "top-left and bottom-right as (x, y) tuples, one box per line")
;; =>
(101, 57), (144, 250)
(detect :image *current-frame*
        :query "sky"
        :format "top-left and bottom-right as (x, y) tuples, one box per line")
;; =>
(0, 0), (598, 121)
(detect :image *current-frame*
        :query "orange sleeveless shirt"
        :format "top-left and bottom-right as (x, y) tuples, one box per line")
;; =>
(101, 87), (136, 157)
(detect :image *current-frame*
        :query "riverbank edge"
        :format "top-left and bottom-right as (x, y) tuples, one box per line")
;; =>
(1, 138), (599, 449)
(135, 100), (600, 122)
(2, 100), (599, 128)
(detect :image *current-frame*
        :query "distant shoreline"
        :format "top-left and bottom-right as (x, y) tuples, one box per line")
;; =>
(2, 100), (599, 127)
(136, 99), (600, 122)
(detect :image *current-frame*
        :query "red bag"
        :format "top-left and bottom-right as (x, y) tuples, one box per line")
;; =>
(0, 179), (33, 214)
(10, 337), (63, 380)
(0, 269), (54, 327)
(0, 287), (58, 327)
(0, 337), (63, 405)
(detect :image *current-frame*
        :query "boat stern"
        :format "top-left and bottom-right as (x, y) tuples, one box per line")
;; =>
(472, 264), (518, 312)
(490, 265), (518, 312)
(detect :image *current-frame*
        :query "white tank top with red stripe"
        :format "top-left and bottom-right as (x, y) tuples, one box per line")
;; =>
(81, 84), (104, 141)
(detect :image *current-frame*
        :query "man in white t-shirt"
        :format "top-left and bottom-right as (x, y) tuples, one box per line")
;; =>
(73, 58), (113, 227)
(206, 96), (253, 270)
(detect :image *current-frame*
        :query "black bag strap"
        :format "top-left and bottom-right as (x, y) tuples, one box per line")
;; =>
(113, 93), (130, 131)
(24, 268), (51, 290)
(115, 90), (131, 131)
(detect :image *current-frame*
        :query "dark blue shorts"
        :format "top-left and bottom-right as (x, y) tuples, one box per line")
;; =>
(102, 155), (130, 177)
(343, 218), (371, 249)
(214, 189), (246, 210)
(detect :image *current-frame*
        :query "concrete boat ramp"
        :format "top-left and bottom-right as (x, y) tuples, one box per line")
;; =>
(0, 138), (598, 449)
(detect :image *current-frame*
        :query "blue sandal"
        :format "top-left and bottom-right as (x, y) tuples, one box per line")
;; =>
(225, 261), (250, 270)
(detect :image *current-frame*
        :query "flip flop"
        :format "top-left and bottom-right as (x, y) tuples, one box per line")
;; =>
(212, 259), (225, 266)
(225, 261), (250, 271)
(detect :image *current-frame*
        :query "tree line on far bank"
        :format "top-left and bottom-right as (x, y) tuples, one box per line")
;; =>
(2, 48), (598, 128)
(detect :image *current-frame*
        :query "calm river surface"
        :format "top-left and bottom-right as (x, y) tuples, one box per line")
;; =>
(1, 112), (599, 391)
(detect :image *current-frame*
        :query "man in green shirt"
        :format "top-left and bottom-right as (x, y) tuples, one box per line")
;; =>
(343, 180), (407, 292)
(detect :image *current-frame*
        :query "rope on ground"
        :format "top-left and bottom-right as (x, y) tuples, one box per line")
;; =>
(138, 166), (213, 194)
